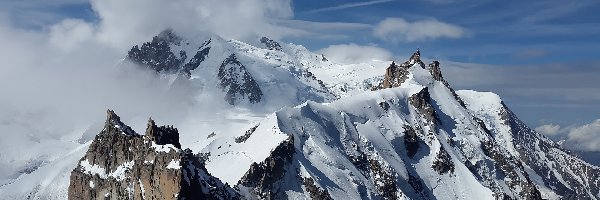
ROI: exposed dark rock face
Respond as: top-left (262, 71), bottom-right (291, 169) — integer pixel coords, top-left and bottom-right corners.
top-left (237, 136), bottom-right (295, 199)
top-left (127, 30), bottom-right (185, 73)
top-left (127, 29), bottom-right (210, 76)
top-left (301, 177), bottom-right (333, 200)
top-left (375, 61), bottom-right (410, 90)
top-left (409, 87), bottom-right (437, 125)
top-left (406, 50), bottom-right (426, 69)
top-left (260, 37), bottom-right (283, 51)
top-left (181, 39), bottom-right (211, 77)
top-left (68, 110), bottom-right (237, 200)
top-left (480, 140), bottom-right (542, 200)
top-left (218, 54), bottom-right (263, 105)
top-left (378, 101), bottom-right (390, 112)
top-left (369, 159), bottom-right (399, 199)
top-left (428, 61), bottom-right (443, 82)
top-left (348, 152), bottom-right (370, 175)
top-left (408, 174), bottom-right (427, 198)
top-left (145, 118), bottom-right (181, 149)
top-left (235, 124), bottom-right (259, 143)
top-left (432, 146), bottom-right (454, 174)
top-left (373, 50), bottom-right (428, 90)
top-left (403, 125), bottom-right (420, 158)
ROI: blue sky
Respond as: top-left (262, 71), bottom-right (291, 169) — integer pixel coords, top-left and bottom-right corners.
top-left (1, 0), bottom-right (599, 148)
top-left (291, 0), bottom-right (600, 64)
top-left (295, 0), bottom-right (600, 131)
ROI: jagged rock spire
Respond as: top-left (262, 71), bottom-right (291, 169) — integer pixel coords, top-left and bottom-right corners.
top-left (105, 109), bottom-right (120, 125)
top-left (70, 110), bottom-right (237, 199)
top-left (145, 117), bottom-right (182, 148)
top-left (103, 109), bottom-right (136, 136)
top-left (409, 49), bottom-right (422, 66)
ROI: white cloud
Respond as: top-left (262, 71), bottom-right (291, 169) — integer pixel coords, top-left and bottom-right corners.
top-left (317, 43), bottom-right (393, 64)
top-left (49, 19), bottom-right (96, 52)
top-left (0, 0), bottom-right (296, 181)
top-left (373, 17), bottom-right (466, 42)
top-left (535, 124), bottom-right (561, 136)
top-left (534, 120), bottom-right (600, 152)
top-left (91, 0), bottom-right (293, 50)
top-left (564, 119), bottom-right (600, 152)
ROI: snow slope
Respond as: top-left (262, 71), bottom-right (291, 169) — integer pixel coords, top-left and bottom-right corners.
top-left (458, 90), bottom-right (600, 199)
top-left (209, 57), bottom-right (555, 199)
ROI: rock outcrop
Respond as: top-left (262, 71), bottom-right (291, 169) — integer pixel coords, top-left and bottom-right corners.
top-left (127, 29), bottom-right (185, 73)
top-left (127, 29), bottom-right (210, 77)
top-left (376, 61), bottom-right (410, 89)
top-left (374, 50), bottom-right (424, 90)
top-left (68, 110), bottom-right (236, 200)
top-left (237, 136), bottom-right (295, 199)
top-left (218, 54), bottom-right (263, 105)
top-left (260, 37), bottom-right (283, 51)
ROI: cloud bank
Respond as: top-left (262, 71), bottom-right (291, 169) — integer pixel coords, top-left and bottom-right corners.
top-left (373, 17), bottom-right (466, 42)
top-left (535, 119), bottom-right (600, 152)
top-left (565, 119), bottom-right (600, 151)
top-left (535, 124), bottom-right (561, 136)
top-left (318, 43), bottom-right (393, 64)
top-left (0, 0), bottom-right (294, 183)
top-left (91, 0), bottom-right (293, 50)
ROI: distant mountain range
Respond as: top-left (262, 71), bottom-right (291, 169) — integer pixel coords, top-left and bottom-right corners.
top-left (1, 30), bottom-right (598, 200)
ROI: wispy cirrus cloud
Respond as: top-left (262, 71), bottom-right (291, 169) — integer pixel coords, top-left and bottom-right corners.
top-left (520, 0), bottom-right (598, 24)
top-left (304, 0), bottom-right (395, 14)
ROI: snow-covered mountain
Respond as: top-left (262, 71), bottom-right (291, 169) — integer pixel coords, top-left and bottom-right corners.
top-left (1, 30), bottom-right (598, 199)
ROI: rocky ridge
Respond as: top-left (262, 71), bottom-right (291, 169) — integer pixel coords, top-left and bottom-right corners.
top-left (68, 110), bottom-right (236, 200)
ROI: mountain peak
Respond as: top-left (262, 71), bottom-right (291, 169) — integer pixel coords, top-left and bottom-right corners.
top-left (259, 36), bottom-right (282, 51)
top-left (409, 49), bottom-right (421, 64)
top-left (105, 109), bottom-right (119, 123)
top-left (156, 29), bottom-right (183, 45)
top-left (103, 109), bottom-right (136, 136)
